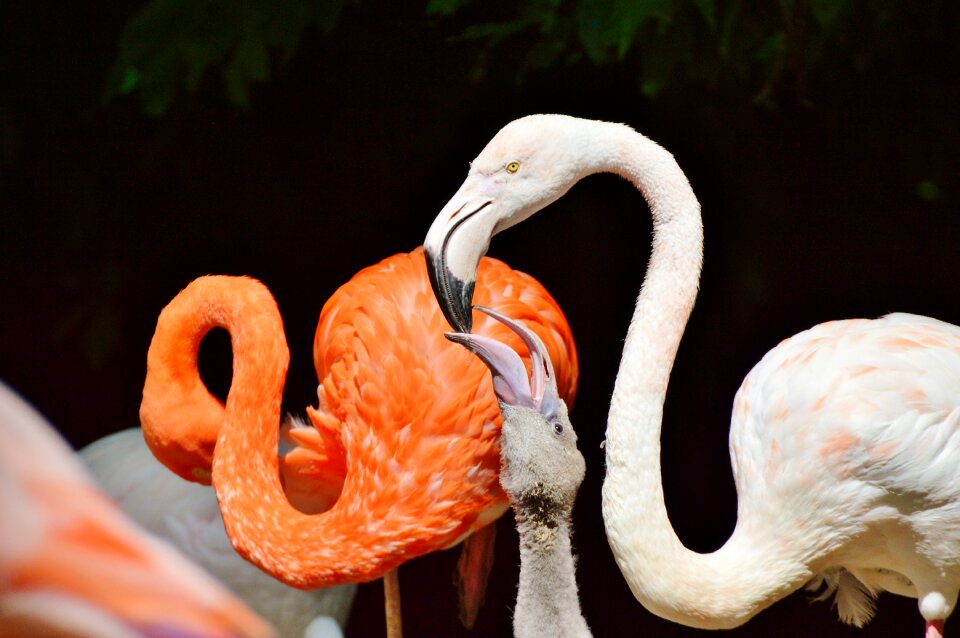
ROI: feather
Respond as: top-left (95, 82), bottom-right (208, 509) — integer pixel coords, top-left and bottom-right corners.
top-left (807, 568), bottom-right (878, 627)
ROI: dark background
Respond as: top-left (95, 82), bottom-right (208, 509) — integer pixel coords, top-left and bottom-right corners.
top-left (2, 2), bottom-right (959, 636)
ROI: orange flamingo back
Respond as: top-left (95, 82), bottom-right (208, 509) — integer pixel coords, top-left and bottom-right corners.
top-left (298, 249), bottom-right (578, 550)
top-left (140, 249), bottom-right (577, 589)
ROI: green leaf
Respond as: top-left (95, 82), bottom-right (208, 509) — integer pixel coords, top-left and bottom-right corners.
top-left (522, 36), bottom-right (568, 72)
top-left (224, 35), bottom-right (271, 108)
top-left (811, 0), bottom-right (850, 29)
top-left (119, 67), bottom-right (140, 94)
top-left (641, 78), bottom-right (662, 97)
top-left (755, 30), bottom-right (785, 64)
top-left (917, 180), bottom-right (940, 202)
top-left (108, 0), bottom-right (340, 115)
top-left (426, 0), bottom-right (472, 16)
top-left (693, 0), bottom-right (716, 30)
top-left (577, 0), bottom-right (676, 62)
top-left (717, 0), bottom-right (744, 58)
top-left (455, 18), bottom-right (532, 44)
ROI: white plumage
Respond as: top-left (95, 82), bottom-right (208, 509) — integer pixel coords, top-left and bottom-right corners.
top-left (81, 428), bottom-right (356, 638)
top-left (423, 113), bottom-right (960, 636)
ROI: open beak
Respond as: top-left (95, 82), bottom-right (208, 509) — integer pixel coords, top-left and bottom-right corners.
top-left (424, 177), bottom-right (498, 333)
top-left (445, 306), bottom-right (560, 419)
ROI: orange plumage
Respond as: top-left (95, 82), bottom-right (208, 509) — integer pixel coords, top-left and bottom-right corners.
top-left (0, 381), bottom-right (275, 638)
top-left (140, 249), bottom-right (577, 591)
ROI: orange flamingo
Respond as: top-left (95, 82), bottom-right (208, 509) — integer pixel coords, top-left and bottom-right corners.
top-left (139, 248), bottom-right (577, 630)
top-left (0, 380), bottom-right (275, 638)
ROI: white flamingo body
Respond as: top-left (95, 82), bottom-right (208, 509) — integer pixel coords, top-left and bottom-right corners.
top-left (682, 312), bottom-right (960, 625)
top-left (81, 428), bottom-right (356, 638)
top-left (422, 114), bottom-right (960, 636)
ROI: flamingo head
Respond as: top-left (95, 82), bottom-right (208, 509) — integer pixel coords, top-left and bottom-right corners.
top-left (446, 305), bottom-right (585, 509)
top-left (424, 114), bottom-right (596, 332)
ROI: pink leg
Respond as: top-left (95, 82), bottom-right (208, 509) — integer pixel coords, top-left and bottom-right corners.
top-left (926, 619), bottom-right (945, 638)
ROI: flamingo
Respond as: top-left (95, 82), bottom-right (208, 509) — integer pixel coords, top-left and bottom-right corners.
top-left (423, 114), bottom-right (960, 637)
top-left (0, 380), bottom-right (275, 638)
top-left (138, 249), bottom-right (577, 633)
top-left (447, 306), bottom-right (592, 638)
top-left (80, 428), bottom-right (356, 638)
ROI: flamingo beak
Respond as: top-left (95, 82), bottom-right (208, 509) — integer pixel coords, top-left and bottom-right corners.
top-left (424, 177), bottom-right (498, 333)
top-left (424, 242), bottom-right (476, 335)
top-left (445, 306), bottom-right (561, 419)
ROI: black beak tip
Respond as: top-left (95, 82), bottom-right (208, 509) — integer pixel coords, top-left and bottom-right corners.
top-left (424, 249), bottom-right (474, 333)
top-left (451, 277), bottom-right (474, 333)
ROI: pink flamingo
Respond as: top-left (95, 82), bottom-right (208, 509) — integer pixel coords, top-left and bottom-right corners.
top-left (0, 381), bottom-right (275, 638)
top-left (424, 114), bottom-right (960, 637)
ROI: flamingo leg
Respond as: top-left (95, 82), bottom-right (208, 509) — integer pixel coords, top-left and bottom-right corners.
top-left (384, 568), bottom-right (403, 638)
top-left (927, 619), bottom-right (945, 638)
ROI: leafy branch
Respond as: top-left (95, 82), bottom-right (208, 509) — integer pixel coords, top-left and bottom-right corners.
top-left (107, 0), bottom-right (346, 115)
top-left (106, 0), bottom-right (946, 114)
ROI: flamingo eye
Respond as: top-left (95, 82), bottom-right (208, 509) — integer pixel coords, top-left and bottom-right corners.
top-left (505, 161), bottom-right (520, 174)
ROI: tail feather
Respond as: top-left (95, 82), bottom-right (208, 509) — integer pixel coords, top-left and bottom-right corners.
top-left (279, 413), bottom-right (346, 514)
top-left (807, 567), bottom-right (878, 627)
top-left (456, 523), bottom-right (497, 629)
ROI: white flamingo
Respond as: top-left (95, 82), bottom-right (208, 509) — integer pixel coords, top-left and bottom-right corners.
top-left (423, 114), bottom-right (960, 638)
top-left (81, 428), bottom-right (356, 638)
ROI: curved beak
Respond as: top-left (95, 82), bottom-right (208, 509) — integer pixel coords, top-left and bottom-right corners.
top-left (424, 176), bottom-right (498, 333)
top-left (445, 306), bottom-right (561, 419)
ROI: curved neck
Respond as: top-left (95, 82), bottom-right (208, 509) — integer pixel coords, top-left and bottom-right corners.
top-left (513, 508), bottom-right (591, 638)
top-left (141, 286), bottom-right (232, 484)
top-left (143, 277), bottom-right (410, 589)
top-left (576, 123), bottom-right (809, 628)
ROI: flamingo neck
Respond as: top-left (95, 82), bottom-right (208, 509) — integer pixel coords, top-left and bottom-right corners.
top-left (205, 280), bottom-right (391, 587)
top-left (513, 508), bottom-right (591, 637)
top-left (144, 277), bottom-right (405, 589)
top-left (576, 124), bottom-right (808, 628)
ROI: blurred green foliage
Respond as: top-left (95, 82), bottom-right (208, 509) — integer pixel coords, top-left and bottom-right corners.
top-left (5, 0), bottom-right (956, 487)
top-left (433, 0), bottom-right (946, 104)
top-left (107, 0), bottom-right (348, 115)
top-left (107, 0), bottom-right (948, 114)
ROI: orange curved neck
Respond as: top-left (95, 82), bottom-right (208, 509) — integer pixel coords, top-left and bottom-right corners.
top-left (141, 275), bottom-right (423, 588)
top-left (140, 278), bottom-right (279, 484)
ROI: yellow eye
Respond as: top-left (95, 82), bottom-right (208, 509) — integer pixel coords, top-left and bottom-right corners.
top-left (505, 161), bottom-right (520, 174)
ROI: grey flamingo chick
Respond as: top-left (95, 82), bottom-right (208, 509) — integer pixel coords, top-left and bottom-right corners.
top-left (447, 306), bottom-right (591, 638)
